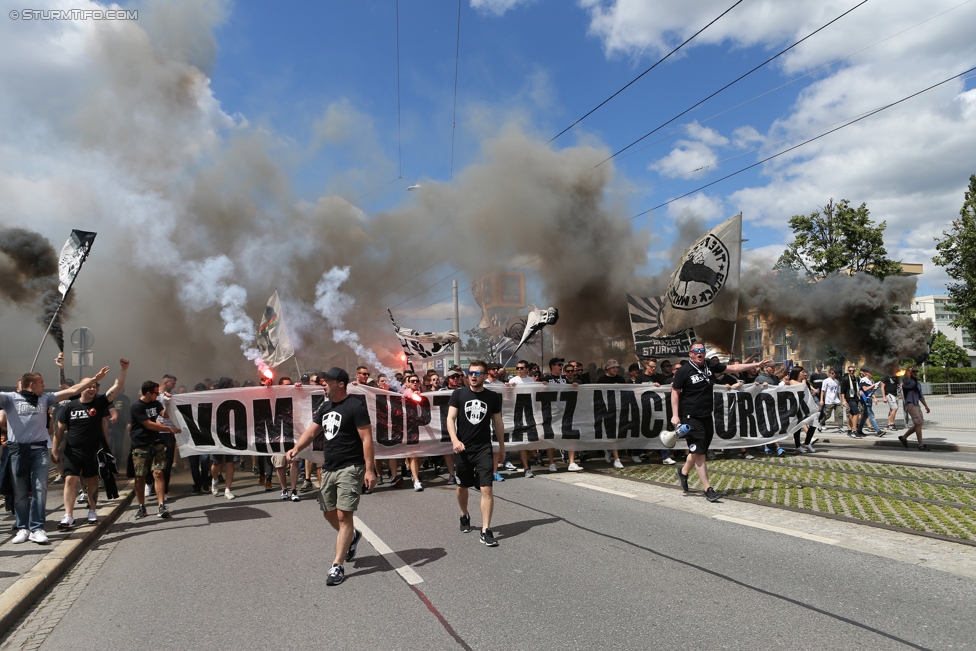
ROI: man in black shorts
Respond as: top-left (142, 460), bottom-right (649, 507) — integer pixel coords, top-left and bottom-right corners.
top-left (288, 367), bottom-right (376, 586)
top-left (447, 360), bottom-right (505, 547)
top-left (52, 359), bottom-right (128, 529)
top-left (671, 345), bottom-right (769, 502)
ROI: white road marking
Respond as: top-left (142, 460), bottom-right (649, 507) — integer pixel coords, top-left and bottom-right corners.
top-left (712, 515), bottom-right (839, 545)
top-left (354, 516), bottom-right (424, 585)
top-left (575, 482), bottom-right (638, 499)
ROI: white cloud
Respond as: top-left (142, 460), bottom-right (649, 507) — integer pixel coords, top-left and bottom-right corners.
top-left (650, 122), bottom-right (728, 179)
top-left (665, 193), bottom-right (724, 222)
top-left (400, 301), bottom-right (480, 320)
top-left (581, 0), bottom-right (976, 291)
top-left (470, 0), bottom-right (537, 17)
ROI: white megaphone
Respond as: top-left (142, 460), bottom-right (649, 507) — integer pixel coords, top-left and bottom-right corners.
top-left (660, 429), bottom-right (678, 449)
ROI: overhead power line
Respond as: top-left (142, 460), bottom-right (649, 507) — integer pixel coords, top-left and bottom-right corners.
top-left (628, 65), bottom-right (976, 221)
top-left (548, 0), bottom-right (745, 145)
top-left (614, 0), bottom-right (974, 165)
top-left (598, 0), bottom-right (870, 166)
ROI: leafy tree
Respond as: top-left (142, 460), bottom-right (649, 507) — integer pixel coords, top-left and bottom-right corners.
top-left (927, 331), bottom-right (970, 369)
top-left (933, 174), bottom-right (976, 338)
top-left (463, 327), bottom-right (494, 361)
top-left (776, 199), bottom-right (902, 280)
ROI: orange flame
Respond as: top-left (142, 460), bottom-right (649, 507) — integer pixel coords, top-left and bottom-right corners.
top-left (262, 368), bottom-right (273, 379)
top-left (896, 370), bottom-right (906, 377)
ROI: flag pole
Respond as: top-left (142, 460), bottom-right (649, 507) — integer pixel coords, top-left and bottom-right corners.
top-left (729, 213), bottom-right (743, 360)
top-left (29, 297), bottom-right (66, 373)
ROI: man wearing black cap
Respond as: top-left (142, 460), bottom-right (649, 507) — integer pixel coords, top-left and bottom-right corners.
top-left (671, 346), bottom-right (770, 502)
top-left (287, 367), bottom-right (376, 586)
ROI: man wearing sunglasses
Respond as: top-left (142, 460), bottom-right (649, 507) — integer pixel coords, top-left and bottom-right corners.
top-left (447, 360), bottom-right (505, 547)
top-left (671, 346), bottom-right (770, 502)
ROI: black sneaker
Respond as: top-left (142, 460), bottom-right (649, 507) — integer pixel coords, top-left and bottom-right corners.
top-left (676, 467), bottom-right (689, 493)
top-left (390, 475), bottom-right (403, 488)
top-left (326, 563), bottom-right (345, 586)
top-left (158, 504), bottom-right (171, 519)
top-left (134, 505), bottom-right (148, 519)
top-left (299, 479), bottom-right (313, 493)
top-left (460, 514), bottom-right (472, 533)
top-left (847, 430), bottom-right (857, 438)
top-left (898, 435), bottom-right (909, 448)
top-left (918, 444), bottom-right (930, 451)
top-left (705, 487), bottom-right (721, 502)
top-left (480, 529), bottom-right (498, 547)
top-left (290, 490), bottom-right (300, 502)
top-left (345, 529), bottom-right (362, 562)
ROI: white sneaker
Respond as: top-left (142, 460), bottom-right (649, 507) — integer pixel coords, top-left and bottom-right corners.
top-left (744, 453), bottom-right (755, 460)
top-left (613, 459), bottom-right (624, 469)
top-left (77, 490), bottom-right (88, 504)
top-left (224, 488), bottom-right (236, 500)
top-left (413, 481), bottom-right (423, 492)
top-left (58, 514), bottom-right (76, 531)
top-left (806, 444), bottom-right (816, 453)
top-left (87, 509), bottom-right (98, 524)
top-left (604, 451), bottom-right (612, 463)
top-left (797, 446), bottom-right (808, 454)
top-left (29, 529), bottom-right (50, 545)
top-left (567, 463), bottom-right (582, 472)
top-left (631, 455), bottom-right (642, 464)
top-left (211, 479), bottom-right (219, 497)
top-left (504, 461), bottom-right (517, 471)
top-left (662, 457), bottom-right (676, 465)
top-left (12, 528), bottom-right (30, 544)
top-left (548, 463), bottom-right (558, 473)
top-left (524, 469), bottom-right (534, 478)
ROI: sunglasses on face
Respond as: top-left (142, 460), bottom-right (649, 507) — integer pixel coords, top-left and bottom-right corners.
top-left (467, 371), bottom-right (484, 377)
top-left (516, 366), bottom-right (527, 370)
top-left (408, 379), bottom-right (420, 384)
top-left (691, 349), bottom-right (706, 354)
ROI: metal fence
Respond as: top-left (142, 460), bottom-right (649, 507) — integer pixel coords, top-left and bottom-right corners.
top-left (820, 384), bottom-right (976, 430)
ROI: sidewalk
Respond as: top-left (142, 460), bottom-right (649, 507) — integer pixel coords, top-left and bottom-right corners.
top-left (0, 475), bottom-right (133, 635)
top-left (809, 423), bottom-right (976, 454)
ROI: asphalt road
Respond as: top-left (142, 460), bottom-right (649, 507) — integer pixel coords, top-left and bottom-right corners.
top-left (16, 467), bottom-right (976, 651)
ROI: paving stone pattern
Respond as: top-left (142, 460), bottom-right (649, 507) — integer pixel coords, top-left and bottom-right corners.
top-left (618, 456), bottom-right (976, 541)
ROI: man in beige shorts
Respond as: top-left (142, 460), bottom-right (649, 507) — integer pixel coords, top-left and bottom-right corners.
top-left (272, 453), bottom-right (301, 502)
top-left (287, 368), bottom-right (376, 586)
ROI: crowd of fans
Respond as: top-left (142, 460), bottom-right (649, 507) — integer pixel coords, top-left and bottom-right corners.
top-left (1, 350), bottom-right (925, 545)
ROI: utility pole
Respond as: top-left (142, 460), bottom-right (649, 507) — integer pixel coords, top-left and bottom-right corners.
top-left (453, 279), bottom-right (461, 368)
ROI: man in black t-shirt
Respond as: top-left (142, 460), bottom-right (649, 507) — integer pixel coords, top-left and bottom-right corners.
top-left (447, 360), bottom-right (505, 547)
top-left (52, 359), bottom-right (128, 530)
top-left (671, 345), bottom-right (769, 502)
top-left (288, 367), bottom-right (375, 587)
top-left (880, 372), bottom-right (901, 431)
top-left (130, 381), bottom-right (181, 520)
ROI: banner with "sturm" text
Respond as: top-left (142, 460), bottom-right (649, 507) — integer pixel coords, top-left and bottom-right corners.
top-left (168, 383), bottom-right (818, 464)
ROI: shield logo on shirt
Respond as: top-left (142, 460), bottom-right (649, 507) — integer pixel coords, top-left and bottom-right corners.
top-left (465, 399), bottom-right (488, 424)
top-left (323, 412), bottom-right (342, 440)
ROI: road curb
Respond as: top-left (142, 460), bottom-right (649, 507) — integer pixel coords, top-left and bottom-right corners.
top-left (0, 488), bottom-right (134, 637)
top-left (814, 437), bottom-right (976, 453)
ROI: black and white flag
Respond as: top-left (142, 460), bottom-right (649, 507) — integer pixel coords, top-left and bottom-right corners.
top-left (256, 291), bottom-right (295, 368)
top-left (626, 294), bottom-right (696, 358)
top-left (660, 214), bottom-right (741, 334)
top-left (57, 230), bottom-right (97, 297)
top-left (388, 308), bottom-right (460, 360)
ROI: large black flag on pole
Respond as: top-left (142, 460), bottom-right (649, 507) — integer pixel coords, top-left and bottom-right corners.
top-left (626, 294), bottom-right (697, 359)
top-left (30, 230), bottom-right (97, 371)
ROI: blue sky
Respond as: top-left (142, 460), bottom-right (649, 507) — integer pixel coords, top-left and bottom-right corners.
top-left (204, 0), bottom-right (975, 294)
top-left (2, 0), bottom-right (976, 376)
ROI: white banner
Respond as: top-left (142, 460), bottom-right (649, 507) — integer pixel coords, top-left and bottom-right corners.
top-left (169, 382), bottom-right (818, 463)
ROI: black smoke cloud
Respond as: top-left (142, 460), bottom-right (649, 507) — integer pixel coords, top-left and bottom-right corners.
top-left (0, 227), bottom-right (72, 351)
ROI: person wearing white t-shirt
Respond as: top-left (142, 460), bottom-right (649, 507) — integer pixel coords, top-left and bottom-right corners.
top-left (819, 369), bottom-right (843, 431)
top-left (508, 360), bottom-right (538, 478)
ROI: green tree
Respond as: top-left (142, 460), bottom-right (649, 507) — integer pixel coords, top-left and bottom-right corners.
top-left (927, 331), bottom-right (970, 369)
top-left (776, 199), bottom-right (902, 279)
top-left (933, 174), bottom-right (976, 338)
top-left (463, 327), bottom-right (494, 361)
